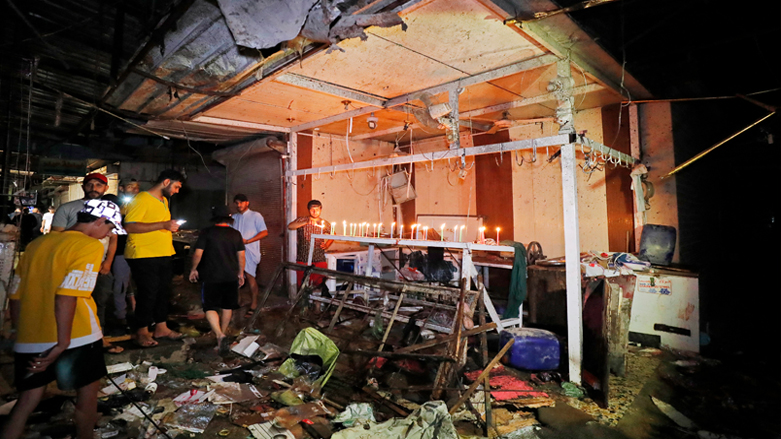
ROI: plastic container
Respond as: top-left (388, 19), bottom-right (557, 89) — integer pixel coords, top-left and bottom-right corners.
top-left (499, 327), bottom-right (560, 371)
top-left (638, 224), bottom-right (676, 265)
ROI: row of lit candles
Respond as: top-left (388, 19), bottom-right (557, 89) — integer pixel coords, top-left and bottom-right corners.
top-left (315, 220), bottom-right (501, 244)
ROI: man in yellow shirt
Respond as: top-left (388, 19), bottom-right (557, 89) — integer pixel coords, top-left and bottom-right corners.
top-left (2, 199), bottom-right (125, 439)
top-left (123, 169), bottom-right (185, 347)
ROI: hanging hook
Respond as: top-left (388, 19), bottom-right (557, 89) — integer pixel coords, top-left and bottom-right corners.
top-left (531, 139), bottom-right (537, 163)
top-left (330, 166), bottom-right (336, 178)
top-left (495, 145), bottom-right (504, 166)
top-left (514, 150), bottom-right (525, 167)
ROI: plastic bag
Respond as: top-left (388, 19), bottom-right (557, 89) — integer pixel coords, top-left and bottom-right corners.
top-left (164, 403), bottom-right (217, 434)
top-left (278, 328), bottom-right (339, 388)
top-left (333, 403), bottom-right (376, 427)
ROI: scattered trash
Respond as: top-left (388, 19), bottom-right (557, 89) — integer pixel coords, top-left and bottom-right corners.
top-left (333, 403), bottom-right (375, 427)
top-left (331, 401), bottom-right (457, 439)
top-left (561, 382), bottom-right (585, 398)
top-left (173, 389), bottom-right (213, 407)
top-left (278, 328), bottom-right (340, 388)
top-left (233, 335), bottom-right (262, 357)
top-left (248, 421), bottom-right (296, 439)
top-left (208, 382), bottom-right (266, 404)
top-left (164, 403), bottom-right (218, 434)
top-left (651, 396), bottom-right (697, 430)
top-left (105, 362), bottom-right (134, 374)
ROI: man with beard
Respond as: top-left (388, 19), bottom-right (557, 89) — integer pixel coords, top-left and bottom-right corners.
top-left (51, 173), bottom-right (122, 354)
top-left (123, 170), bottom-right (185, 347)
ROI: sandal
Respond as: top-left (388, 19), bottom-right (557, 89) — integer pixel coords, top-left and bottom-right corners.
top-left (133, 338), bottom-right (158, 348)
top-left (154, 331), bottom-right (185, 341)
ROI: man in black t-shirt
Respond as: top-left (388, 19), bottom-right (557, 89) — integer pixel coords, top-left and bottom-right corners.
top-left (189, 205), bottom-right (245, 354)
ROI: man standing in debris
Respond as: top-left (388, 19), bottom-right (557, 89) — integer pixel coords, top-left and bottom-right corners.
top-left (189, 205), bottom-right (245, 355)
top-left (287, 199), bottom-right (333, 288)
top-left (231, 193), bottom-right (268, 317)
top-left (51, 173), bottom-right (122, 354)
top-left (123, 169), bottom-right (185, 347)
top-left (2, 199), bottom-right (125, 439)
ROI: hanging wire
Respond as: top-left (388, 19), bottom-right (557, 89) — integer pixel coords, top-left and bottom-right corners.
top-left (180, 121), bottom-right (211, 173)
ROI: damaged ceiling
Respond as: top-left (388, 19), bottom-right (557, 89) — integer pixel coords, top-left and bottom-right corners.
top-left (1, 0), bottom-right (778, 156)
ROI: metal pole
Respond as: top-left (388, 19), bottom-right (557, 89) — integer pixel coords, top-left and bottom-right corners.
top-left (561, 143), bottom-right (583, 384)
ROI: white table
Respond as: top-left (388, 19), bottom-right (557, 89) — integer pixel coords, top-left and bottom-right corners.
top-left (307, 233), bottom-right (522, 332)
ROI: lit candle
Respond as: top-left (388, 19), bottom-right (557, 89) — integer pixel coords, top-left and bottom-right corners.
top-left (479, 226), bottom-right (486, 244)
top-left (410, 224), bottom-right (416, 240)
top-left (423, 226), bottom-right (429, 240)
top-left (459, 225), bottom-right (465, 242)
top-left (417, 224), bottom-right (422, 239)
top-left (399, 224), bottom-right (404, 239)
top-left (362, 222), bottom-right (367, 237)
top-left (377, 223), bottom-right (382, 238)
top-left (391, 222), bottom-right (395, 239)
top-left (440, 223), bottom-right (445, 241)
top-left (496, 227), bottom-right (500, 244)
top-left (343, 221), bottom-right (347, 236)
top-left (319, 220), bottom-right (326, 235)
top-left (351, 223), bottom-right (355, 236)
top-left (373, 223), bottom-right (377, 238)
top-left (453, 226), bottom-right (458, 242)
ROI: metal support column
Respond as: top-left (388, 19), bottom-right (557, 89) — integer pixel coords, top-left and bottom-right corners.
top-left (286, 132), bottom-right (298, 299)
top-left (561, 142), bottom-right (583, 384)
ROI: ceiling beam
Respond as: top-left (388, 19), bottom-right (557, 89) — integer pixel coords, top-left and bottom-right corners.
top-left (351, 125), bottom-right (413, 140)
top-left (192, 116), bottom-right (291, 133)
top-left (292, 105), bottom-right (382, 133)
top-left (290, 54), bottom-right (558, 132)
top-left (461, 83), bottom-right (604, 118)
top-left (383, 54), bottom-right (559, 108)
top-left (287, 134), bottom-right (573, 176)
top-left (276, 73), bottom-right (388, 107)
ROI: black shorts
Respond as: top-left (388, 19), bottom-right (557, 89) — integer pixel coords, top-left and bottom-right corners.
top-left (201, 281), bottom-right (240, 312)
top-left (14, 339), bottom-right (107, 391)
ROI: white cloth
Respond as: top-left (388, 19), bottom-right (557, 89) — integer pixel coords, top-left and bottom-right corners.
top-left (42, 212), bottom-right (54, 234)
top-left (232, 209), bottom-right (267, 277)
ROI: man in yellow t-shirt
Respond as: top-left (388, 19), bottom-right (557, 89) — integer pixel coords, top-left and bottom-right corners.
top-left (123, 169), bottom-right (185, 347)
top-left (2, 199), bottom-right (125, 439)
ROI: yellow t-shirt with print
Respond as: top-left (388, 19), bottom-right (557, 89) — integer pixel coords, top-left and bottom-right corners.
top-left (11, 231), bottom-right (104, 353)
top-left (123, 191), bottom-right (175, 259)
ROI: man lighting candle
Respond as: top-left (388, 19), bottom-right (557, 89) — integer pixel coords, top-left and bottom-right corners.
top-left (287, 200), bottom-right (333, 288)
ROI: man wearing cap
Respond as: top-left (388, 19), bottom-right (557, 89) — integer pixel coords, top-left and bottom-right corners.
top-left (2, 200), bottom-right (125, 439)
top-left (287, 199), bottom-right (333, 289)
top-left (123, 169), bottom-right (185, 347)
top-left (51, 173), bottom-right (122, 354)
top-left (189, 205), bottom-right (245, 355)
top-left (231, 194), bottom-right (268, 317)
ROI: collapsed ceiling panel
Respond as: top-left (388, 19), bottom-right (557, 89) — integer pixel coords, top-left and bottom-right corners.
top-left (291, 0), bottom-right (545, 98)
top-left (216, 0), bottom-right (319, 49)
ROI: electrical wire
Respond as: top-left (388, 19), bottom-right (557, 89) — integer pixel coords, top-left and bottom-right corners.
top-left (106, 374), bottom-right (174, 439)
top-left (180, 121), bottom-right (212, 174)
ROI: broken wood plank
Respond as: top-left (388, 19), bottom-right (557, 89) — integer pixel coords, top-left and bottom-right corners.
top-left (448, 338), bottom-right (515, 415)
top-left (362, 386), bottom-right (411, 417)
top-left (326, 282), bottom-right (355, 333)
top-left (343, 350), bottom-right (455, 362)
top-left (395, 322), bottom-right (497, 354)
top-left (378, 292), bottom-right (405, 352)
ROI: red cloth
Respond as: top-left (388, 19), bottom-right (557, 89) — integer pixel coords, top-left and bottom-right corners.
top-left (464, 365), bottom-right (548, 401)
top-left (296, 261), bottom-right (327, 287)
